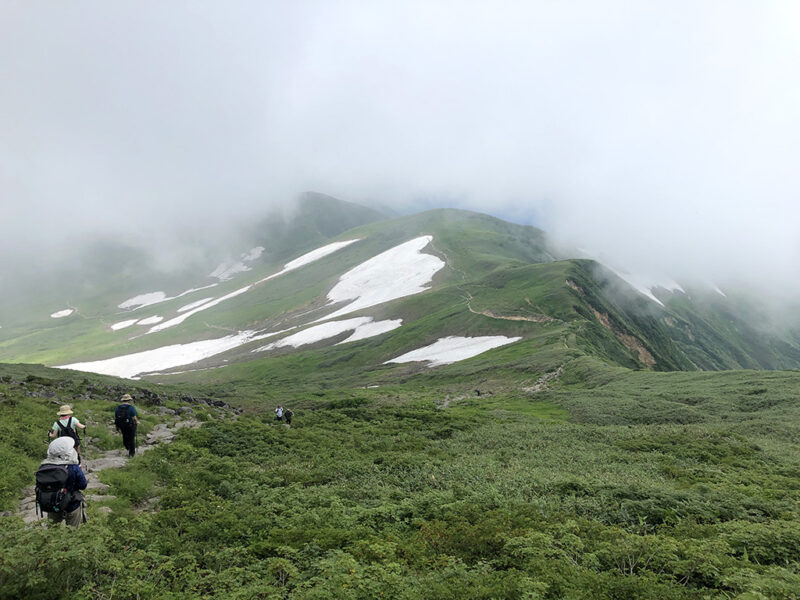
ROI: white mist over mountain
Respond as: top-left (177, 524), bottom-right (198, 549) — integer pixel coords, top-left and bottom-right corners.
top-left (1, 1), bottom-right (798, 296)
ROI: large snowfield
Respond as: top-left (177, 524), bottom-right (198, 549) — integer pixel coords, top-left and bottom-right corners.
top-left (57, 331), bottom-right (263, 379)
top-left (387, 336), bottom-right (521, 367)
top-left (318, 236), bottom-right (444, 321)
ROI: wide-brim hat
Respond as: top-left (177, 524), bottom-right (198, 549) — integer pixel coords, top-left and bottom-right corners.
top-left (57, 404), bottom-right (73, 415)
top-left (120, 394), bottom-right (133, 402)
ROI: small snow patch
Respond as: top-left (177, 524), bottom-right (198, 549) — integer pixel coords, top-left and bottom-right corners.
top-left (241, 247), bottom-right (264, 262)
top-left (255, 317), bottom-right (400, 352)
top-left (386, 335), bottom-right (521, 367)
top-left (136, 316), bottom-right (163, 325)
top-left (50, 309), bottom-right (74, 319)
top-left (176, 284), bottom-right (218, 297)
top-left (118, 292), bottom-right (167, 310)
top-left (111, 319), bottom-right (137, 331)
top-left (148, 285), bottom-right (251, 333)
top-left (257, 239), bottom-right (360, 284)
top-left (209, 261), bottom-right (250, 281)
top-left (338, 319), bottom-right (402, 344)
top-left (178, 297), bottom-right (214, 312)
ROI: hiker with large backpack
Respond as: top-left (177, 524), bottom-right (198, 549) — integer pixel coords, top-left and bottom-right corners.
top-left (49, 405), bottom-right (86, 460)
top-left (35, 437), bottom-right (87, 526)
top-left (115, 394), bottom-right (139, 457)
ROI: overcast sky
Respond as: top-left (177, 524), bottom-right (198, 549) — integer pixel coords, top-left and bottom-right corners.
top-left (1, 1), bottom-right (798, 293)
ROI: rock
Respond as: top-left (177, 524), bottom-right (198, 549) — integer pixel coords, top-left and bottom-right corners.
top-left (175, 406), bottom-right (193, 416)
top-left (86, 494), bottom-right (117, 502)
top-left (83, 456), bottom-right (127, 472)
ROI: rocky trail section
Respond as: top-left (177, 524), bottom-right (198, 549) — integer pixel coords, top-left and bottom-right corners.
top-left (522, 365), bottom-right (565, 394)
top-left (17, 417), bottom-right (202, 523)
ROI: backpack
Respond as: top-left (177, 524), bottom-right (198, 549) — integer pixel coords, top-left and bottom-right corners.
top-left (284, 409), bottom-right (294, 419)
top-left (115, 404), bottom-right (133, 429)
top-left (56, 417), bottom-right (80, 446)
top-left (35, 464), bottom-right (74, 515)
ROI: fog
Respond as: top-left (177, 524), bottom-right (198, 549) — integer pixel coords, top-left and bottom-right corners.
top-left (1, 1), bottom-right (798, 295)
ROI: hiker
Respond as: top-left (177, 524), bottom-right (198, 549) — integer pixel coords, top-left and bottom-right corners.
top-left (49, 405), bottom-right (86, 460)
top-left (36, 437), bottom-right (87, 526)
top-left (284, 408), bottom-right (294, 425)
top-left (275, 405), bottom-right (283, 422)
top-left (115, 394), bottom-right (139, 457)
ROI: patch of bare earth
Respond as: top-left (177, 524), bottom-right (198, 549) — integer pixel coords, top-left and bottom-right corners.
top-left (591, 307), bottom-right (656, 367)
top-left (565, 279), bottom-right (584, 295)
top-left (465, 292), bottom-right (556, 323)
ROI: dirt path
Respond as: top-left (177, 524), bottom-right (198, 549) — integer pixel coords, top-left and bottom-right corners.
top-left (462, 290), bottom-right (557, 324)
top-left (17, 419), bottom-right (201, 523)
top-left (522, 365), bottom-right (564, 394)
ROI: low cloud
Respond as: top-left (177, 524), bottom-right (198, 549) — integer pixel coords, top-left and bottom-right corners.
top-left (1, 1), bottom-right (798, 296)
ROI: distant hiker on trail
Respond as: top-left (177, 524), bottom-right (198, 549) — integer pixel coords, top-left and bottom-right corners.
top-left (275, 405), bottom-right (284, 422)
top-left (115, 394), bottom-right (139, 457)
top-left (49, 405), bottom-right (86, 460)
top-left (36, 437), bottom-right (87, 526)
top-left (284, 408), bottom-right (294, 425)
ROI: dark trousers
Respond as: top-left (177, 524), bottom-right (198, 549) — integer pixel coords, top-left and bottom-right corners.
top-left (120, 424), bottom-right (137, 456)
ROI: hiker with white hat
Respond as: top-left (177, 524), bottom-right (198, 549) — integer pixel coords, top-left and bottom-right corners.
top-left (49, 404), bottom-right (86, 459)
top-left (36, 436), bottom-right (87, 527)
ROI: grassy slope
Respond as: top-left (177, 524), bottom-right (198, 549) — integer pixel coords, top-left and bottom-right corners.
top-left (1, 359), bottom-right (799, 599)
top-left (3, 203), bottom-right (800, 382)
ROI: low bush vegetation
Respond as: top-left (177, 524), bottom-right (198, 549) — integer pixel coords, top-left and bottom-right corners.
top-left (1, 362), bottom-right (799, 598)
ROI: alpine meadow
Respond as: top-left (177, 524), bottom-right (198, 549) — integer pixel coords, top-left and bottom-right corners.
top-left (1, 195), bottom-right (799, 599)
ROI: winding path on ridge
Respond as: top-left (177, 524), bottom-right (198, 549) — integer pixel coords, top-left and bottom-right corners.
top-left (428, 239), bottom-right (558, 325)
top-left (17, 418), bottom-right (202, 523)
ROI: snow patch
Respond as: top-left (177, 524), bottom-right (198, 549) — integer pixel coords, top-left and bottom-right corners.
top-left (255, 317), bottom-right (400, 352)
top-left (176, 284), bottom-right (218, 297)
top-left (386, 335), bottom-right (521, 367)
top-left (57, 330), bottom-right (268, 379)
top-left (257, 239), bottom-right (360, 284)
top-left (210, 261), bottom-right (250, 281)
top-left (136, 315), bottom-right (163, 325)
top-left (338, 319), bottom-right (403, 344)
top-left (317, 236), bottom-right (444, 322)
top-left (50, 309), bottom-right (74, 319)
top-left (148, 285), bottom-right (252, 333)
top-left (178, 297), bottom-right (214, 312)
top-left (241, 247), bottom-right (264, 262)
top-left (111, 319), bottom-right (137, 330)
top-left (118, 292), bottom-right (167, 310)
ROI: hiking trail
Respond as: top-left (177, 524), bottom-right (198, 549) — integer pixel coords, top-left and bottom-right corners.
top-left (16, 418), bottom-right (201, 523)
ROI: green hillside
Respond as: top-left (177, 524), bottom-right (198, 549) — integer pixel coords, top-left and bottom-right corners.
top-left (2, 359), bottom-right (799, 599)
top-left (1, 196), bottom-right (799, 382)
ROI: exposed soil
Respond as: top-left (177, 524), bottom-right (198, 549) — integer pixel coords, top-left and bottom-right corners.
top-left (591, 307), bottom-right (656, 367)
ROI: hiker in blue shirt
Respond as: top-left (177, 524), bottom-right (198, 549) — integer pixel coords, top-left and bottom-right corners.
top-left (115, 394), bottom-right (139, 457)
top-left (38, 437), bottom-right (87, 526)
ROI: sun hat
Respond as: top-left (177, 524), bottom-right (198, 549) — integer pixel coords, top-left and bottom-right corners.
top-left (121, 394), bottom-right (133, 402)
top-left (57, 405), bottom-right (73, 416)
